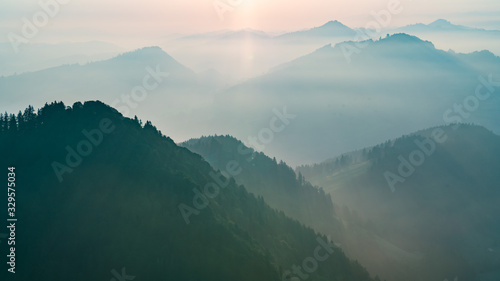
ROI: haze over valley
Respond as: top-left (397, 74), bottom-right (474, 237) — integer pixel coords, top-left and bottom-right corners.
top-left (1, 1), bottom-right (499, 280)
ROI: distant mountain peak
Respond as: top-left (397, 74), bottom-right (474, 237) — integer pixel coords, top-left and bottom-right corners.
top-left (428, 19), bottom-right (454, 28)
top-left (382, 33), bottom-right (432, 45)
top-left (277, 20), bottom-right (355, 39)
top-left (317, 20), bottom-right (351, 30)
top-left (107, 46), bottom-right (192, 73)
top-left (429, 19), bottom-right (452, 26)
top-left (375, 33), bottom-right (437, 51)
top-left (118, 46), bottom-right (169, 58)
top-left (386, 33), bottom-right (423, 40)
top-left (399, 19), bottom-right (479, 32)
top-left (109, 46), bottom-right (174, 63)
top-left (323, 20), bottom-right (344, 26)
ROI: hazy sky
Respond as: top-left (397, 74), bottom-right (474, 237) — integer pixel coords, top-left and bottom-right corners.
top-left (1, 0), bottom-right (499, 45)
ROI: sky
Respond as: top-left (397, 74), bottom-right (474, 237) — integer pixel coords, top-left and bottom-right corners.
top-left (1, 0), bottom-right (500, 46)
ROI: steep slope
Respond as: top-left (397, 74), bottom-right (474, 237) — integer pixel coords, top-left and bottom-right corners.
top-left (298, 124), bottom-right (500, 281)
top-left (180, 135), bottom-right (340, 236)
top-left (0, 101), bottom-right (376, 281)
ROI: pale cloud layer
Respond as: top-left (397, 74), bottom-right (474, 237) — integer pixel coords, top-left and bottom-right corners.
top-left (1, 0), bottom-right (499, 45)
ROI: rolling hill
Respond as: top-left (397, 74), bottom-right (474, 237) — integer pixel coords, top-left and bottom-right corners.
top-left (298, 124), bottom-right (500, 281)
top-left (208, 33), bottom-right (500, 165)
top-left (181, 135), bottom-right (340, 237)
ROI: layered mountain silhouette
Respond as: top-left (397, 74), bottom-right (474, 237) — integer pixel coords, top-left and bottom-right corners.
top-left (2, 33), bottom-right (499, 167)
top-left (277, 20), bottom-right (357, 41)
top-left (179, 135), bottom-right (426, 281)
top-left (164, 20), bottom-right (359, 80)
top-left (0, 41), bottom-right (122, 76)
top-left (392, 19), bottom-right (500, 55)
top-left (210, 33), bottom-right (500, 165)
top-left (0, 101), bottom-right (377, 281)
top-left (4, 19), bottom-right (498, 78)
top-left (397, 19), bottom-right (500, 34)
top-left (298, 124), bottom-right (500, 281)
top-left (0, 46), bottom-right (215, 114)
top-left (181, 135), bottom-right (341, 237)
top-left (2, 16), bottom-right (500, 281)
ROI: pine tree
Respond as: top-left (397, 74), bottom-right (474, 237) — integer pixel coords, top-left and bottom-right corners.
top-left (24, 105), bottom-right (37, 129)
top-left (0, 113), bottom-right (4, 132)
top-left (17, 111), bottom-right (25, 131)
top-left (8, 114), bottom-right (17, 131)
top-left (2, 112), bottom-right (8, 131)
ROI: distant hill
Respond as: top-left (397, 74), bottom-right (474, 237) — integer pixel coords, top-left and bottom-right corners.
top-left (209, 33), bottom-right (500, 165)
top-left (163, 20), bottom-right (358, 81)
top-left (397, 19), bottom-right (499, 34)
top-left (276, 20), bottom-right (357, 41)
top-left (0, 46), bottom-right (224, 139)
top-left (0, 40), bottom-right (123, 76)
top-left (3, 33), bottom-right (500, 167)
top-left (181, 135), bottom-right (341, 236)
top-left (0, 101), bottom-right (377, 281)
top-left (298, 124), bottom-right (500, 281)
top-left (392, 19), bottom-right (500, 55)
top-left (0, 46), bottom-right (196, 103)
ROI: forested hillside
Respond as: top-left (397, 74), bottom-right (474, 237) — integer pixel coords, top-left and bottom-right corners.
top-left (0, 101), bottom-right (377, 281)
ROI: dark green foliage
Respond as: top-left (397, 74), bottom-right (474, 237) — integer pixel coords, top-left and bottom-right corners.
top-left (298, 124), bottom-right (500, 281)
top-left (181, 135), bottom-right (341, 237)
top-left (0, 101), bottom-right (375, 281)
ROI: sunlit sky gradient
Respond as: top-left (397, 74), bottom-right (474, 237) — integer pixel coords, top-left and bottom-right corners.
top-left (1, 0), bottom-right (499, 46)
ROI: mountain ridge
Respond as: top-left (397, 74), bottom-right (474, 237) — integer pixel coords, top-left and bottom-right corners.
top-left (297, 124), bottom-right (500, 281)
top-left (0, 100), bottom-right (378, 281)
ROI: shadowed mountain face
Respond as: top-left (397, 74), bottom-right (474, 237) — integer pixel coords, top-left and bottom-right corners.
top-left (298, 124), bottom-right (500, 281)
top-left (180, 135), bottom-right (340, 237)
top-left (179, 135), bottom-right (448, 281)
top-left (0, 101), bottom-right (376, 281)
